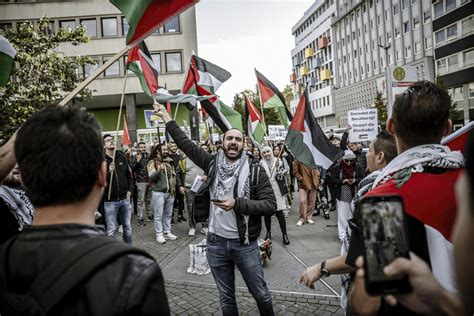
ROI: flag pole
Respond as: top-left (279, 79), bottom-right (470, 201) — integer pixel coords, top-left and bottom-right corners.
top-left (108, 73), bottom-right (128, 200)
top-left (59, 46), bottom-right (129, 107)
top-left (254, 68), bottom-right (269, 146)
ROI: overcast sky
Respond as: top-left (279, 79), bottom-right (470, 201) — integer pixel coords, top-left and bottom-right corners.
top-left (195, 0), bottom-right (314, 105)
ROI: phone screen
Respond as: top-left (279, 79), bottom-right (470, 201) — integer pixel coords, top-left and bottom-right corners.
top-left (359, 195), bottom-right (411, 295)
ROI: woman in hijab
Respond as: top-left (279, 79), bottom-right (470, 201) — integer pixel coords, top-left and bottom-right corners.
top-left (260, 146), bottom-right (290, 245)
top-left (252, 146), bottom-right (261, 161)
top-left (328, 150), bottom-right (365, 242)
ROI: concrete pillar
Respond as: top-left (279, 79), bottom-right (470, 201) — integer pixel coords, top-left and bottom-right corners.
top-left (125, 94), bottom-right (137, 144)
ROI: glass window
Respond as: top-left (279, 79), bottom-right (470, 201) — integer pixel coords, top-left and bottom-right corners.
top-left (164, 16), bottom-right (180, 33)
top-left (165, 52), bottom-right (182, 72)
top-left (405, 45), bottom-right (411, 57)
top-left (469, 82), bottom-right (474, 98)
top-left (434, 2), bottom-right (444, 18)
top-left (462, 16), bottom-right (473, 36)
top-left (446, 0), bottom-right (456, 13)
top-left (43, 21), bottom-right (55, 35)
top-left (103, 57), bottom-right (120, 77)
top-left (403, 21), bottom-right (410, 33)
top-left (121, 17), bottom-right (129, 36)
top-left (435, 30), bottom-right (446, 44)
top-left (151, 53), bottom-right (161, 73)
top-left (437, 59), bottom-right (447, 75)
top-left (0, 23), bottom-right (12, 34)
top-left (396, 50), bottom-right (401, 61)
top-left (101, 17), bottom-right (117, 37)
top-left (423, 10), bottom-right (431, 23)
top-left (413, 16), bottom-right (420, 29)
top-left (447, 24), bottom-right (457, 39)
top-left (453, 86), bottom-right (463, 101)
top-left (425, 37), bottom-right (432, 50)
top-left (395, 27), bottom-right (400, 38)
top-left (80, 19), bottom-right (97, 38)
top-left (83, 59), bottom-right (98, 78)
top-left (393, 4), bottom-right (399, 15)
top-left (415, 41), bottom-right (421, 54)
top-left (402, 0), bottom-right (409, 10)
top-left (59, 20), bottom-right (76, 30)
top-left (463, 49), bottom-right (474, 66)
top-left (448, 54), bottom-right (459, 72)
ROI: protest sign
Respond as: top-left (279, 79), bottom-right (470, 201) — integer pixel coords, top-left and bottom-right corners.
top-left (347, 109), bottom-right (378, 142)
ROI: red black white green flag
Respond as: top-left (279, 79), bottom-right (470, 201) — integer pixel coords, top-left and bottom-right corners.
top-left (122, 115), bottom-right (131, 146)
top-left (285, 88), bottom-right (343, 170)
top-left (255, 69), bottom-right (293, 128)
top-left (110, 0), bottom-right (198, 46)
top-left (244, 95), bottom-right (266, 147)
top-left (126, 41), bottom-right (158, 97)
top-left (182, 55), bottom-right (231, 95)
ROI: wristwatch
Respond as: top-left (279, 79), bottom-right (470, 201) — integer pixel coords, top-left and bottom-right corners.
top-left (320, 260), bottom-right (331, 277)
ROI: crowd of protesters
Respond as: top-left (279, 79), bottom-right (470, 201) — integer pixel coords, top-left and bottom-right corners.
top-left (0, 81), bottom-right (473, 315)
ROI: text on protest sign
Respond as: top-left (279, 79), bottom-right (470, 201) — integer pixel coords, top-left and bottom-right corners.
top-left (347, 109), bottom-right (378, 142)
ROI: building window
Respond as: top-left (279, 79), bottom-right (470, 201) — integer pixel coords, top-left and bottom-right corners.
top-left (83, 59), bottom-right (98, 78)
top-left (59, 20), bottom-right (76, 30)
top-left (463, 49), bottom-right (473, 67)
top-left (103, 57), bottom-right (120, 77)
top-left (395, 27), bottom-right (400, 38)
top-left (403, 21), bottom-right (410, 33)
top-left (446, 24), bottom-right (457, 40)
top-left (164, 16), bottom-right (180, 33)
top-left (80, 19), bottom-right (97, 38)
top-left (437, 59), bottom-right (447, 75)
top-left (425, 37), bottom-right (432, 50)
top-left (413, 16), bottom-right (420, 29)
top-left (0, 23), bottom-right (12, 35)
top-left (435, 29), bottom-right (446, 44)
top-left (446, 0), bottom-right (456, 13)
top-left (423, 10), bottom-right (431, 24)
top-left (121, 17), bottom-right (129, 36)
top-left (434, 1), bottom-right (444, 19)
top-left (448, 54), bottom-right (459, 72)
top-left (165, 52), bottom-right (182, 72)
top-left (415, 41), bottom-right (421, 54)
top-left (453, 86), bottom-right (463, 101)
top-left (469, 82), bottom-right (474, 98)
top-left (42, 21), bottom-right (55, 35)
top-left (393, 4), bottom-right (399, 15)
top-left (377, 15), bottom-right (381, 25)
top-left (150, 53), bottom-right (161, 73)
top-left (385, 10), bottom-right (389, 20)
top-left (462, 16), bottom-right (473, 36)
top-left (402, 0), bottom-right (409, 10)
top-left (101, 17), bottom-right (117, 37)
top-left (396, 49), bottom-right (401, 61)
top-left (405, 45), bottom-right (411, 57)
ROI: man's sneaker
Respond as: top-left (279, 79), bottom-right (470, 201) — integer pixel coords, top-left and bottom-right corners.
top-left (178, 215), bottom-right (187, 223)
top-left (200, 227), bottom-right (208, 235)
top-left (296, 220), bottom-right (304, 226)
top-left (137, 218), bottom-right (146, 227)
top-left (156, 234), bottom-right (166, 244)
top-left (164, 232), bottom-right (178, 240)
top-left (306, 219), bottom-right (315, 224)
top-left (188, 228), bottom-right (196, 236)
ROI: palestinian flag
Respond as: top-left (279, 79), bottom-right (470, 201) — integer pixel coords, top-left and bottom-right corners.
top-left (255, 69), bottom-right (293, 127)
top-left (196, 85), bottom-right (242, 132)
top-left (126, 42), bottom-right (158, 97)
top-left (154, 87), bottom-right (212, 111)
top-left (244, 95), bottom-right (265, 147)
top-left (110, 0), bottom-right (198, 46)
top-left (285, 88), bottom-right (343, 170)
top-left (0, 35), bottom-right (16, 87)
top-left (122, 115), bottom-right (131, 146)
top-left (182, 55), bottom-right (231, 95)
top-left (441, 121), bottom-right (474, 154)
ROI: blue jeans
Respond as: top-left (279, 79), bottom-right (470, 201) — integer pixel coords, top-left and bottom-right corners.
top-left (151, 191), bottom-right (174, 236)
top-left (104, 199), bottom-right (132, 244)
top-left (206, 233), bottom-right (274, 316)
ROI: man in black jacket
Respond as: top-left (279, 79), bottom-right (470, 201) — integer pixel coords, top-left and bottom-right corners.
top-left (130, 142), bottom-right (150, 226)
top-left (0, 107), bottom-right (169, 315)
top-left (103, 134), bottom-right (133, 244)
top-left (154, 103), bottom-right (276, 316)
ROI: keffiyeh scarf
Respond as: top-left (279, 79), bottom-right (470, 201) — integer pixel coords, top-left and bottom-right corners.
top-left (0, 186), bottom-right (34, 231)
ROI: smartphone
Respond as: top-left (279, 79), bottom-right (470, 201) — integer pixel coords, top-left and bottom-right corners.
top-left (210, 199), bottom-right (224, 203)
top-left (359, 195), bottom-right (412, 295)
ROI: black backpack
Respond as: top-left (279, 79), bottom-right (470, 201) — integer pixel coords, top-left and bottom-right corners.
top-left (0, 236), bottom-right (154, 316)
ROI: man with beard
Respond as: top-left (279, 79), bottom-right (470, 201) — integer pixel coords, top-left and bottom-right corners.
top-left (153, 103), bottom-right (276, 316)
top-left (131, 142), bottom-right (151, 226)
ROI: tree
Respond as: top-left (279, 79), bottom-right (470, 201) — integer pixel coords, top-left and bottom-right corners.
top-left (282, 84), bottom-right (294, 105)
top-left (435, 76), bottom-right (462, 123)
top-left (373, 91), bottom-right (388, 130)
top-left (0, 17), bottom-right (95, 140)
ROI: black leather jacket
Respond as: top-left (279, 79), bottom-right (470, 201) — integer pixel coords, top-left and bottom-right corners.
top-left (0, 224), bottom-right (169, 316)
top-left (131, 152), bottom-right (150, 183)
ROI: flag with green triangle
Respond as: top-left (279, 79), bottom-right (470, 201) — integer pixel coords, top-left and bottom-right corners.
top-left (126, 41), bottom-right (158, 97)
top-left (182, 55), bottom-right (231, 95)
top-left (0, 35), bottom-right (16, 87)
top-left (244, 95), bottom-right (265, 147)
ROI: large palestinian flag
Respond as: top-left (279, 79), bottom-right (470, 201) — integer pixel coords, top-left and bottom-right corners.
top-left (0, 35), bottom-right (16, 87)
top-left (441, 121), bottom-right (474, 153)
top-left (244, 95), bottom-right (265, 147)
top-left (196, 85), bottom-right (242, 132)
top-left (126, 42), bottom-right (158, 97)
top-left (110, 0), bottom-right (198, 46)
top-left (285, 88), bottom-right (343, 169)
top-left (182, 55), bottom-right (231, 95)
top-left (154, 87), bottom-right (212, 111)
top-left (255, 69), bottom-right (293, 128)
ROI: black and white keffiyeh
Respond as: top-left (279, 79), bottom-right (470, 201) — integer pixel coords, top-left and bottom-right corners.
top-left (213, 152), bottom-right (251, 201)
top-left (0, 185), bottom-right (34, 231)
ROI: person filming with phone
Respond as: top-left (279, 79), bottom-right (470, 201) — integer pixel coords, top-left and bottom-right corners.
top-left (153, 102), bottom-right (277, 316)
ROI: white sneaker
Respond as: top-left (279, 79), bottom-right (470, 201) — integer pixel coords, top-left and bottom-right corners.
top-left (201, 227), bottom-right (208, 235)
top-left (188, 228), bottom-right (196, 236)
top-left (307, 219), bottom-right (314, 224)
top-left (283, 210), bottom-right (289, 218)
top-left (296, 220), bottom-right (304, 226)
top-left (164, 232), bottom-right (178, 240)
top-left (156, 234), bottom-right (166, 244)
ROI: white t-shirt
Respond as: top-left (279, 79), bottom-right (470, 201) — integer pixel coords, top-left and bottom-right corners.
top-left (208, 176), bottom-right (239, 239)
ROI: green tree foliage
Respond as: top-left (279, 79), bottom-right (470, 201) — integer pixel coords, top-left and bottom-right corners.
top-left (282, 84), bottom-right (294, 105)
top-left (435, 77), bottom-right (462, 123)
top-left (231, 86), bottom-right (282, 134)
top-left (0, 17), bottom-right (95, 140)
top-left (373, 91), bottom-right (388, 130)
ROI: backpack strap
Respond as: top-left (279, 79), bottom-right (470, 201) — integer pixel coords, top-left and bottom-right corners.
top-left (29, 236), bottom-right (153, 314)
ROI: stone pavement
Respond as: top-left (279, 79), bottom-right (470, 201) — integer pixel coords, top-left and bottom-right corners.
top-left (128, 193), bottom-right (345, 315)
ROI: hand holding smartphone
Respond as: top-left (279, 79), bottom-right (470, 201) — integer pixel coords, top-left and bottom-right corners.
top-left (359, 195), bottom-right (412, 295)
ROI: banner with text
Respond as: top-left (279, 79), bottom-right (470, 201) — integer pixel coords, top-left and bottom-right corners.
top-left (348, 109), bottom-right (378, 142)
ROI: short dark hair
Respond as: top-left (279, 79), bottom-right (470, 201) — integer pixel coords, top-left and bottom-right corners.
top-left (103, 134), bottom-right (112, 140)
top-left (138, 141), bottom-right (145, 146)
top-left (392, 81), bottom-right (450, 147)
top-left (15, 107), bottom-right (104, 207)
top-left (373, 131), bottom-right (397, 164)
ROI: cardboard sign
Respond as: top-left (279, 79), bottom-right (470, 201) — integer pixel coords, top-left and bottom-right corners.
top-left (144, 110), bottom-right (160, 129)
top-left (348, 109), bottom-right (378, 142)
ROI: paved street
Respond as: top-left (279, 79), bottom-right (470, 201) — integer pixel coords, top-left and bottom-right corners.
top-left (129, 193), bottom-right (345, 315)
